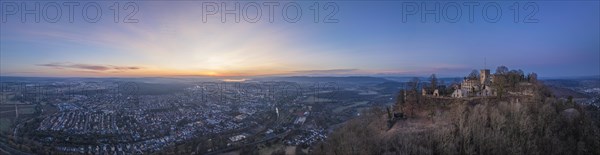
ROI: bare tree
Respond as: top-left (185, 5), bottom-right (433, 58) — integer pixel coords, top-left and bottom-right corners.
top-left (495, 66), bottom-right (509, 75)
top-left (528, 72), bottom-right (538, 83)
top-left (430, 74), bottom-right (438, 91)
top-left (493, 75), bottom-right (506, 98)
top-left (468, 70), bottom-right (479, 80)
top-left (409, 77), bottom-right (420, 92)
top-left (396, 90), bottom-right (405, 110)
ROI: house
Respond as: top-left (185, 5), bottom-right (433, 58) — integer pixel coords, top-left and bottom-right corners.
top-left (229, 134), bottom-right (246, 142)
top-left (452, 89), bottom-right (467, 98)
top-left (451, 69), bottom-right (496, 98)
top-left (432, 89), bottom-right (440, 97)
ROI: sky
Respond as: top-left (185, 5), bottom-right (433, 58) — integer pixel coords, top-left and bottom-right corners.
top-left (1, 1), bottom-right (599, 78)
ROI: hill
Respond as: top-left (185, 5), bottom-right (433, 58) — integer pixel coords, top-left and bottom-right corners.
top-left (312, 83), bottom-right (600, 155)
top-left (258, 76), bottom-right (392, 84)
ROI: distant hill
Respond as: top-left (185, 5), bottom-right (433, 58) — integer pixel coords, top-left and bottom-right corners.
top-left (382, 76), bottom-right (462, 83)
top-left (257, 76), bottom-right (392, 84)
top-left (374, 81), bottom-right (404, 94)
top-left (0, 76), bottom-right (217, 83)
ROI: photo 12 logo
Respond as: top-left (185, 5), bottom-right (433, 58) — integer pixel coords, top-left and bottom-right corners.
top-left (201, 1), bottom-right (340, 23)
top-left (1, 1), bottom-right (139, 23)
top-left (401, 1), bottom-right (539, 23)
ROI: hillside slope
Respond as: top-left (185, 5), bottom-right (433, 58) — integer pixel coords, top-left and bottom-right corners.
top-left (312, 86), bottom-right (600, 155)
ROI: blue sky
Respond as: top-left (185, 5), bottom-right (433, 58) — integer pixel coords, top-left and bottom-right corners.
top-left (1, 1), bottom-right (598, 77)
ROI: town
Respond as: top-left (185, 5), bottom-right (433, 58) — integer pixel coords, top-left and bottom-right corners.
top-left (0, 69), bottom-right (598, 154)
top-left (0, 77), bottom-right (397, 154)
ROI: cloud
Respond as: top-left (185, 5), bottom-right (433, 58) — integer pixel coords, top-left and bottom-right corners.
top-left (36, 63), bottom-right (142, 72)
top-left (0, 71), bottom-right (40, 75)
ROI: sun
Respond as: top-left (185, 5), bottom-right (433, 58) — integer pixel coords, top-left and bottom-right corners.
top-left (205, 71), bottom-right (219, 76)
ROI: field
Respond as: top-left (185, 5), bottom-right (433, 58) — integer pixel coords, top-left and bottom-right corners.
top-left (0, 93), bottom-right (23, 105)
top-left (0, 118), bottom-right (11, 133)
top-left (302, 96), bottom-right (332, 103)
top-left (0, 104), bottom-right (36, 115)
top-left (333, 101), bottom-right (369, 113)
top-left (0, 104), bottom-right (36, 133)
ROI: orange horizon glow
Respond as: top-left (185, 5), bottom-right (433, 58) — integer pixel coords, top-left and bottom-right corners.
top-left (17, 67), bottom-right (313, 77)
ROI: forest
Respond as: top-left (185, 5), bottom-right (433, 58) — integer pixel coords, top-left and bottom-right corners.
top-left (312, 72), bottom-right (600, 155)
